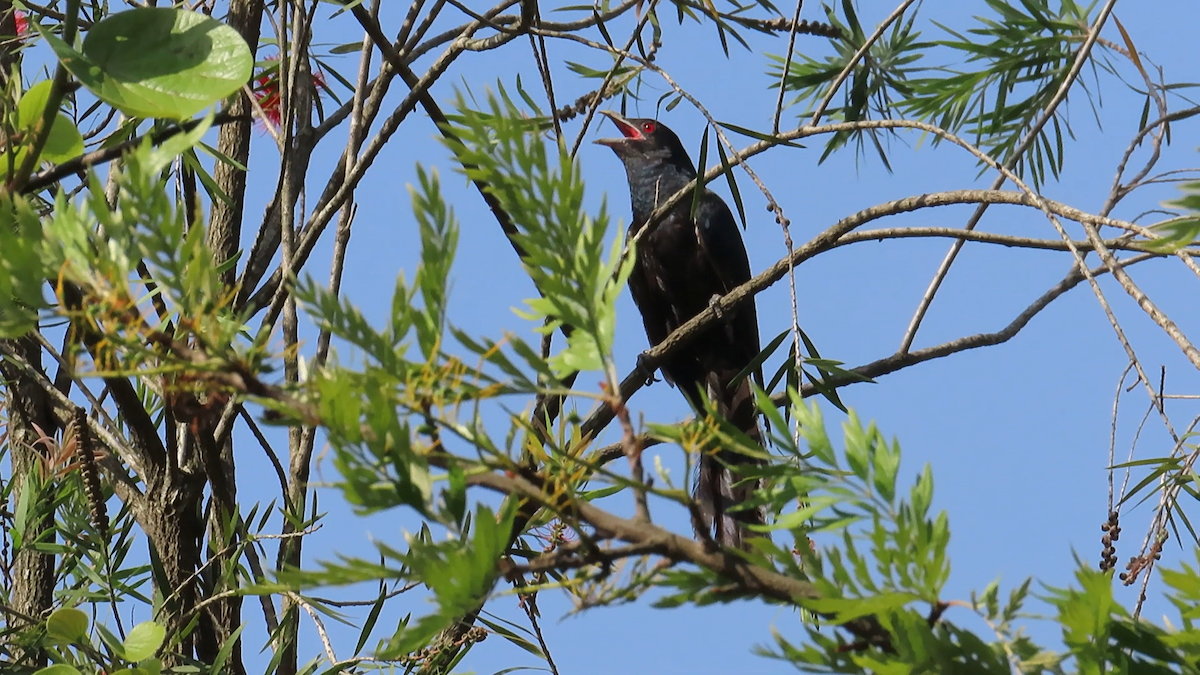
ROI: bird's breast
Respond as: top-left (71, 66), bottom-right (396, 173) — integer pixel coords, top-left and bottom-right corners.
top-left (634, 215), bottom-right (724, 315)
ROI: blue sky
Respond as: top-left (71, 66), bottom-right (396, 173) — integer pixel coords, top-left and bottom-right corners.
top-left (214, 0), bottom-right (1200, 672)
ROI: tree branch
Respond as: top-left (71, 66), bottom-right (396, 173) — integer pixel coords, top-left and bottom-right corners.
top-left (23, 113), bottom-right (247, 194)
top-left (579, 188), bottom-right (1167, 441)
top-left (899, 0), bottom-right (1120, 353)
top-left (459, 463), bottom-right (890, 647)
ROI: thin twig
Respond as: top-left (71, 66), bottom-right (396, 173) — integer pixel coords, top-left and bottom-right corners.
top-left (237, 404), bottom-right (292, 512)
top-left (608, 385), bottom-right (649, 523)
top-left (528, 3), bottom-right (561, 141)
top-left (899, 0), bottom-right (1119, 354)
top-left (293, 594), bottom-right (338, 664)
top-left (567, 0), bottom-right (659, 158)
top-left (518, 593), bottom-right (559, 675)
top-left (581, 251), bottom-right (1162, 469)
top-left (773, 0), bottom-right (805, 134)
top-left (24, 113), bottom-right (245, 193)
top-left (1108, 362), bottom-right (1135, 515)
top-left (807, 0), bottom-right (917, 127)
top-left (308, 581), bottom-right (422, 608)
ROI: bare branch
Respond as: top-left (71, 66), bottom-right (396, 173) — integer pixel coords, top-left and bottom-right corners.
top-left (458, 462), bottom-right (891, 648)
top-left (579, 185), bottom-right (1166, 441)
top-left (807, 0), bottom-right (919, 127)
top-left (23, 113), bottom-right (247, 194)
top-left (585, 251), bottom-right (1162, 468)
top-left (900, 0), bottom-right (1120, 353)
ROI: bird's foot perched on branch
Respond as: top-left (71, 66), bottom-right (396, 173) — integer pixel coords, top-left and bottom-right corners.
top-left (709, 294), bottom-right (725, 320)
top-left (636, 352), bottom-right (659, 386)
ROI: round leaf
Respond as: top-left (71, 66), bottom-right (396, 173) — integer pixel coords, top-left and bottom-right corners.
top-left (33, 666), bottom-right (82, 675)
top-left (45, 607), bottom-right (89, 642)
top-left (122, 621), bottom-right (165, 662)
top-left (61, 8), bottom-right (252, 119)
top-left (16, 81), bottom-right (85, 164)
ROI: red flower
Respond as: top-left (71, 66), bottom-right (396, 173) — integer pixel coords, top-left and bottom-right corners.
top-left (252, 68), bottom-right (282, 128)
top-left (251, 55), bottom-right (329, 130)
top-left (13, 11), bottom-right (27, 37)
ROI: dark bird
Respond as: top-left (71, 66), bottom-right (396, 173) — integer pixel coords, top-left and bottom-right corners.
top-left (596, 111), bottom-right (764, 547)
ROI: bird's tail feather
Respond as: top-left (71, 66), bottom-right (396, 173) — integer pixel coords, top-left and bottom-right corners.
top-left (694, 372), bottom-right (765, 549)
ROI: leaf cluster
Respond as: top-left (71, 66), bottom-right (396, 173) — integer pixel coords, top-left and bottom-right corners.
top-left (772, 0), bottom-right (1098, 185)
top-left (444, 88), bottom-right (633, 378)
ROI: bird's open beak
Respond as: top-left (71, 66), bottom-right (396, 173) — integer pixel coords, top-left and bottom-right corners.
top-left (594, 110), bottom-right (642, 146)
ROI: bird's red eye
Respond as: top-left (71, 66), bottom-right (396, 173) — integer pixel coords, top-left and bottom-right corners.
top-left (641, 121), bottom-right (656, 134)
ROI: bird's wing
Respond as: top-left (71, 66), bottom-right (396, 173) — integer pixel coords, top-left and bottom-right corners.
top-left (625, 224), bottom-right (683, 386)
top-left (695, 192), bottom-right (761, 363)
top-left (695, 192), bottom-right (752, 287)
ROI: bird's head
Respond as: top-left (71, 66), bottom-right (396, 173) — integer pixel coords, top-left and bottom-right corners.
top-left (595, 111), bottom-right (696, 177)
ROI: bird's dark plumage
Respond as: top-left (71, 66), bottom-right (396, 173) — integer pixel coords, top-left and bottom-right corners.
top-left (597, 111), bottom-right (764, 547)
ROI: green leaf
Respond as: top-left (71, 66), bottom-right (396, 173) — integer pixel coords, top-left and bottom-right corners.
top-left (39, 8), bottom-right (252, 119)
top-left (731, 329), bottom-right (788, 387)
top-left (354, 585), bottom-right (388, 655)
top-left (873, 436), bottom-right (900, 503)
top-left (122, 621), bottom-right (166, 661)
top-left (716, 121), bottom-right (805, 149)
top-left (712, 137), bottom-right (748, 229)
top-left (14, 80), bottom-right (84, 165)
top-left (410, 165), bottom-right (460, 358)
top-left (95, 617), bottom-right (127, 659)
top-left (690, 125), bottom-right (710, 219)
top-left (1116, 458), bottom-right (1180, 508)
top-left (1109, 622), bottom-right (1177, 664)
top-left (330, 40), bottom-right (366, 54)
top-left (0, 195), bottom-right (52, 336)
top-left (581, 484), bottom-right (624, 500)
top-left (843, 412), bottom-right (871, 481)
top-left (378, 504), bottom-right (514, 659)
top-left (1145, 181), bottom-right (1200, 252)
top-left (148, 113), bottom-right (214, 174)
top-left (805, 591), bottom-right (920, 623)
top-left (910, 464), bottom-right (934, 519)
top-left (771, 495), bottom-right (842, 531)
top-left (210, 624), bottom-right (245, 672)
top-left (33, 666), bottom-right (82, 675)
top-left (46, 607), bottom-right (89, 642)
top-left (478, 615), bottom-right (546, 659)
top-left (444, 88), bottom-right (628, 378)
top-left (442, 463), bottom-right (467, 525)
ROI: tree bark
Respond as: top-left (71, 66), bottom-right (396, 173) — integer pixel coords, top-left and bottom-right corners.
top-left (138, 463), bottom-right (206, 666)
top-left (207, 0), bottom-right (266, 287)
top-left (193, 1), bottom-right (265, 670)
top-left (1, 335), bottom-right (59, 669)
